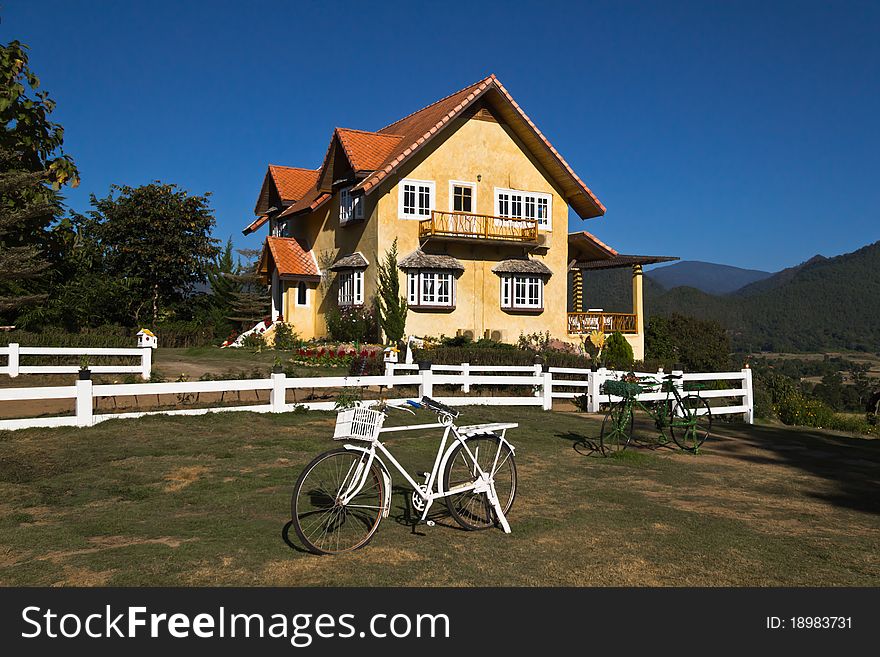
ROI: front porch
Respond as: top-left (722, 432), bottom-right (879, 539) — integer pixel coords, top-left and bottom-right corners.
top-left (567, 231), bottom-right (677, 359)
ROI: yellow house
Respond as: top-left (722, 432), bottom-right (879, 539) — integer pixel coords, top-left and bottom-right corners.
top-left (245, 75), bottom-right (675, 360)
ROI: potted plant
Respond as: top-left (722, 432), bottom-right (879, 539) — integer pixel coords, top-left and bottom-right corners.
top-left (78, 355), bottom-right (91, 380)
top-left (271, 356), bottom-right (284, 374)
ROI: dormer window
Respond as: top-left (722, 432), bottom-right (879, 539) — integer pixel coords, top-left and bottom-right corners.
top-left (339, 187), bottom-right (363, 225)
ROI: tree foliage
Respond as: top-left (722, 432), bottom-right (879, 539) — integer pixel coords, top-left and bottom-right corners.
top-left (226, 248), bottom-right (269, 328)
top-left (646, 313), bottom-right (731, 371)
top-left (87, 183), bottom-right (219, 326)
top-left (602, 331), bottom-right (634, 370)
top-left (376, 238), bottom-right (407, 343)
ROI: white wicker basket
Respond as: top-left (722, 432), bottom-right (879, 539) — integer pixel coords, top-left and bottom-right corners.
top-left (333, 406), bottom-right (385, 441)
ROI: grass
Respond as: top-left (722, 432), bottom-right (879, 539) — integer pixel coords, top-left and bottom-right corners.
top-left (0, 406), bottom-right (877, 586)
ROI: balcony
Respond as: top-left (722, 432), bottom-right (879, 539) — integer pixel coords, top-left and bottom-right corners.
top-left (567, 312), bottom-right (638, 335)
top-left (419, 211), bottom-right (538, 245)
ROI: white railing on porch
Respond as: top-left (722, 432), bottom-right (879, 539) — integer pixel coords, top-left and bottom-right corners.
top-left (0, 343), bottom-right (152, 380)
top-left (0, 362), bottom-right (753, 432)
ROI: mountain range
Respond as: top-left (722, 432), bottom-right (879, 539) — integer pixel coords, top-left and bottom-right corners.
top-left (581, 241), bottom-right (880, 352)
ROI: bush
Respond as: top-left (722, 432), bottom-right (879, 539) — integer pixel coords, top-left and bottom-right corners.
top-left (272, 322), bottom-right (301, 350)
top-left (646, 313), bottom-right (731, 371)
top-left (602, 332), bottom-right (634, 370)
top-left (326, 306), bottom-right (377, 343)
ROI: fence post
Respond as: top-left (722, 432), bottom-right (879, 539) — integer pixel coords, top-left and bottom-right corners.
top-left (418, 361), bottom-right (433, 399)
top-left (8, 342), bottom-right (19, 378)
top-left (533, 362), bottom-right (543, 398)
top-left (742, 367), bottom-right (754, 424)
top-left (270, 372), bottom-right (286, 413)
top-left (461, 362), bottom-right (470, 393)
top-left (384, 361), bottom-right (395, 389)
top-left (75, 376), bottom-right (93, 427)
top-left (671, 368), bottom-right (685, 415)
top-left (140, 347), bottom-right (152, 381)
top-left (588, 368), bottom-right (603, 413)
top-left (542, 366), bottom-right (553, 410)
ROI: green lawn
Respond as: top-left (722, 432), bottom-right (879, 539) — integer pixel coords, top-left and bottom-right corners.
top-left (0, 406), bottom-right (877, 586)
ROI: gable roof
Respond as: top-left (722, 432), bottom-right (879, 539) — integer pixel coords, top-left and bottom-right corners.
top-left (568, 231), bottom-right (678, 270)
top-left (252, 74), bottom-right (605, 228)
top-left (247, 165), bottom-right (321, 234)
top-left (258, 237), bottom-right (320, 281)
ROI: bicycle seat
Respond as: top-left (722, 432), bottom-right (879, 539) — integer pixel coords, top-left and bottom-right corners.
top-left (410, 396), bottom-right (460, 418)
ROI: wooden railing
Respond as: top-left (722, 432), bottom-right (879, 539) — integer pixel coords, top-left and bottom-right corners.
top-left (419, 211), bottom-right (538, 243)
top-left (567, 312), bottom-right (638, 335)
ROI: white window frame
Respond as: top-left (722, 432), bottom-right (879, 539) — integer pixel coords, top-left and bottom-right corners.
top-left (399, 179), bottom-right (435, 220)
top-left (339, 186), bottom-right (363, 225)
top-left (494, 187), bottom-right (552, 230)
top-left (406, 270), bottom-right (455, 308)
top-left (337, 270), bottom-right (364, 306)
top-left (448, 180), bottom-right (477, 214)
top-left (500, 274), bottom-right (544, 310)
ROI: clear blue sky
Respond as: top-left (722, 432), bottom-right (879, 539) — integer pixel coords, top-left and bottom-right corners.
top-left (4, 0), bottom-right (878, 271)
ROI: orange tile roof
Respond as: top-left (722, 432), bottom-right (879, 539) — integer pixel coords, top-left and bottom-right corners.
top-left (335, 128), bottom-right (404, 172)
top-left (248, 73), bottom-right (606, 230)
top-left (244, 214), bottom-right (269, 234)
top-left (569, 230), bottom-right (619, 257)
top-left (262, 237), bottom-right (320, 278)
top-left (268, 165), bottom-right (319, 201)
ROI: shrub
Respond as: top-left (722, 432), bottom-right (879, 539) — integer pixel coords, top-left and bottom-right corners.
top-left (326, 306), bottom-right (377, 343)
top-left (272, 322), bottom-right (301, 350)
top-left (241, 332), bottom-right (265, 351)
top-left (602, 332), bottom-right (634, 370)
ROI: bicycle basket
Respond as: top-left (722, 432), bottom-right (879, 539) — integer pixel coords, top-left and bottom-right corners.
top-left (333, 406), bottom-right (385, 442)
top-left (602, 380), bottom-right (645, 398)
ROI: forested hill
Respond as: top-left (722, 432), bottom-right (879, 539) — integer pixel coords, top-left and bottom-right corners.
top-left (582, 241), bottom-right (880, 352)
top-left (647, 260), bottom-right (771, 294)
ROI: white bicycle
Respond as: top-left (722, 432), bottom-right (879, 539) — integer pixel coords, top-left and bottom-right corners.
top-left (291, 396), bottom-right (518, 555)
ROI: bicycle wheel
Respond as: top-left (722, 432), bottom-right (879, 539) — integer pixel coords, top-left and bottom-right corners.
top-left (670, 396), bottom-right (712, 452)
top-left (443, 434), bottom-right (516, 531)
top-left (600, 400), bottom-right (633, 455)
top-left (291, 448), bottom-right (386, 555)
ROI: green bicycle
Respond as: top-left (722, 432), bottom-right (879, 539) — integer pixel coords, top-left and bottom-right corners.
top-left (599, 373), bottom-right (712, 455)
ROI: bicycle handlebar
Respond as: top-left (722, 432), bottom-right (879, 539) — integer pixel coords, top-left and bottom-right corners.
top-left (407, 396), bottom-right (460, 419)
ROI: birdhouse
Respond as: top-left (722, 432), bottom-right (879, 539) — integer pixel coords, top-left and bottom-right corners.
top-left (383, 347), bottom-right (399, 363)
top-left (137, 328), bottom-right (158, 349)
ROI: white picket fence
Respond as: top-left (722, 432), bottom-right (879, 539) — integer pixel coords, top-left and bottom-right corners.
top-left (0, 343), bottom-right (152, 380)
top-left (0, 361), bottom-right (753, 432)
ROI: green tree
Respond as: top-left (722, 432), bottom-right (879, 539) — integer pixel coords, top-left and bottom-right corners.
top-left (226, 248), bottom-right (269, 328)
top-left (88, 183), bottom-right (219, 326)
top-left (0, 40), bottom-right (79, 320)
top-left (207, 237), bottom-right (242, 312)
top-left (602, 331), bottom-right (634, 370)
top-left (646, 313), bottom-right (730, 371)
top-left (376, 238), bottom-right (407, 344)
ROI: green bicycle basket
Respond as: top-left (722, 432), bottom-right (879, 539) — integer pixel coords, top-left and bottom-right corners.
top-left (602, 379), bottom-right (646, 398)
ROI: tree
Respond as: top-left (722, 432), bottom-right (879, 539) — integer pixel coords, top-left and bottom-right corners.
top-left (376, 238), bottom-right (407, 344)
top-left (226, 248), bottom-right (269, 328)
top-left (646, 313), bottom-right (731, 371)
top-left (0, 40), bottom-right (78, 320)
top-left (207, 237), bottom-right (242, 312)
top-left (88, 183), bottom-right (219, 326)
top-left (602, 331), bottom-right (634, 370)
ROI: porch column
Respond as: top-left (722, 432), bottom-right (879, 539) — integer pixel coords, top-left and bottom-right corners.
top-left (271, 270), bottom-right (281, 321)
top-left (572, 268), bottom-right (583, 313)
top-left (632, 264), bottom-right (644, 335)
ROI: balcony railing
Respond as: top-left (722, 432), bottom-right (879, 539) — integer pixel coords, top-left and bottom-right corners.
top-left (419, 211), bottom-right (538, 243)
top-left (567, 312), bottom-right (638, 335)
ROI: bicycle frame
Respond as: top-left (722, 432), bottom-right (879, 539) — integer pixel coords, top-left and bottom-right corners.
top-left (621, 378), bottom-right (704, 438)
top-left (338, 417), bottom-right (517, 533)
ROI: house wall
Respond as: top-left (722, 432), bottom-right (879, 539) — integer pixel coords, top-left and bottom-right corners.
top-left (370, 114), bottom-right (571, 344)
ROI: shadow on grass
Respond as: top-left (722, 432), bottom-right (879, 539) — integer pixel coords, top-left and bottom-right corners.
top-left (709, 421), bottom-right (880, 515)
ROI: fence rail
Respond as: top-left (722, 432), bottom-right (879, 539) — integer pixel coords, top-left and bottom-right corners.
top-left (0, 343), bottom-right (152, 380)
top-left (0, 362), bottom-right (753, 432)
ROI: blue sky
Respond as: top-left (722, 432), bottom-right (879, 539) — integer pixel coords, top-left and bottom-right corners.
top-left (4, 0), bottom-right (878, 271)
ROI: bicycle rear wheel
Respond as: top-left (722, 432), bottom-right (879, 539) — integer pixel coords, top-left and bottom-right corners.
top-left (670, 396), bottom-right (712, 452)
top-left (600, 400), bottom-right (633, 455)
top-left (443, 434), bottom-right (516, 531)
top-left (291, 448), bottom-right (386, 555)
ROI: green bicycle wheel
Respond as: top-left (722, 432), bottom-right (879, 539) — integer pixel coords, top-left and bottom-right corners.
top-left (600, 400), bottom-right (634, 455)
top-left (670, 395), bottom-right (712, 453)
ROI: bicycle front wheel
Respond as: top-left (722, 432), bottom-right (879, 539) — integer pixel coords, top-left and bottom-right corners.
top-left (291, 448), bottom-right (386, 555)
top-left (670, 396), bottom-right (712, 452)
top-left (443, 434), bottom-right (516, 531)
top-left (600, 400), bottom-right (633, 455)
